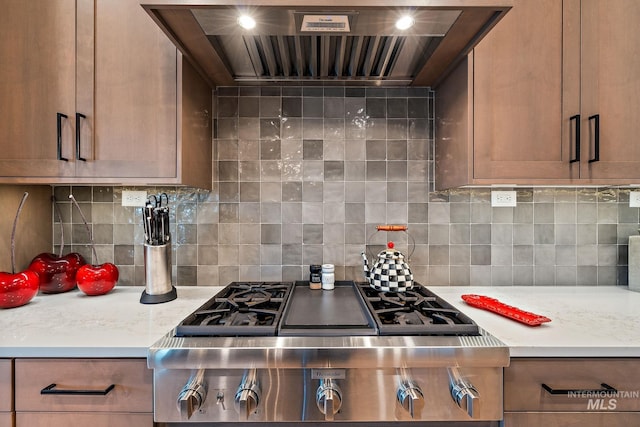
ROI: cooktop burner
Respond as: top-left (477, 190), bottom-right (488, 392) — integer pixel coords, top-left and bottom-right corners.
top-left (357, 284), bottom-right (480, 336)
top-left (175, 281), bottom-right (479, 337)
top-left (175, 282), bottom-right (292, 336)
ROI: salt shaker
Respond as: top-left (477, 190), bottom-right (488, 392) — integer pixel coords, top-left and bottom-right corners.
top-left (321, 264), bottom-right (335, 290)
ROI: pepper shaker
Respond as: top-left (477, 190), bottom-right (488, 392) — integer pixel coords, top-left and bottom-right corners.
top-left (309, 265), bottom-right (322, 290)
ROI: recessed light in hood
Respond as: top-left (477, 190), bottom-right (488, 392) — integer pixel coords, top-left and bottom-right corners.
top-left (142, 0), bottom-right (511, 87)
top-left (395, 15), bottom-right (415, 31)
top-left (237, 14), bottom-right (257, 30)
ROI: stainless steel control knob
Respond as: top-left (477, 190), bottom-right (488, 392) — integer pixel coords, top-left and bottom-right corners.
top-left (177, 369), bottom-right (207, 421)
top-left (234, 369), bottom-right (260, 421)
top-left (396, 379), bottom-right (425, 419)
top-left (448, 368), bottom-right (479, 418)
top-left (316, 378), bottom-right (342, 421)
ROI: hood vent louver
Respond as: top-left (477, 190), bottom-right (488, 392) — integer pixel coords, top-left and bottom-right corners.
top-left (142, 1), bottom-right (511, 87)
top-left (237, 34), bottom-right (407, 80)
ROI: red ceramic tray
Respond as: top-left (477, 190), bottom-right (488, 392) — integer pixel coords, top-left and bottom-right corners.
top-left (461, 294), bottom-right (551, 326)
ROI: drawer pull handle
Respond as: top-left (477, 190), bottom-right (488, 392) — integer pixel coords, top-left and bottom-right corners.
top-left (541, 383), bottom-right (617, 396)
top-left (41, 383), bottom-right (115, 396)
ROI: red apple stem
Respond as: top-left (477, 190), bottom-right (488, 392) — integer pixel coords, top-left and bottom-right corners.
top-left (68, 194), bottom-right (98, 263)
top-left (11, 192), bottom-right (29, 274)
top-left (52, 195), bottom-right (65, 258)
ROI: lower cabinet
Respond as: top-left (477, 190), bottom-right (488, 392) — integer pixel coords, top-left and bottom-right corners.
top-left (0, 360), bottom-right (12, 427)
top-left (503, 358), bottom-right (640, 426)
top-left (14, 358), bottom-right (152, 427)
top-left (504, 412), bottom-right (640, 426)
top-left (16, 413), bottom-right (153, 426)
top-left (0, 415), bottom-right (13, 427)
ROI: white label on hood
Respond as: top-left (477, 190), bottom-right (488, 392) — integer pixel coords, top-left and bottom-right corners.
top-left (301, 15), bottom-right (350, 32)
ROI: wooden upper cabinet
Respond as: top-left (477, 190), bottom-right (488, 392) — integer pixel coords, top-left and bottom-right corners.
top-left (0, 0), bottom-right (76, 178)
top-left (0, 0), bottom-right (212, 189)
top-left (579, 0), bottom-right (640, 181)
top-left (75, 0), bottom-right (179, 181)
top-left (435, 0), bottom-right (640, 188)
top-left (472, 0), bottom-right (569, 181)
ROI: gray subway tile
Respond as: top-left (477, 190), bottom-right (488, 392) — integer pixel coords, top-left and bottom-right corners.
top-left (261, 224), bottom-right (282, 244)
top-left (324, 161), bottom-right (345, 181)
top-left (470, 245), bottom-right (491, 265)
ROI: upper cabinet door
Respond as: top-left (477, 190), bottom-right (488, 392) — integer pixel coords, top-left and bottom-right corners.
top-left (579, 0), bottom-right (640, 181)
top-left (0, 0), bottom-right (76, 178)
top-left (74, 0), bottom-right (178, 180)
top-left (471, 0), bottom-right (572, 181)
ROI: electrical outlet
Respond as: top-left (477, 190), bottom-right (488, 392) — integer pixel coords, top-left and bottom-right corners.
top-left (491, 191), bottom-right (517, 207)
top-left (121, 190), bottom-right (147, 207)
top-left (631, 191), bottom-right (640, 208)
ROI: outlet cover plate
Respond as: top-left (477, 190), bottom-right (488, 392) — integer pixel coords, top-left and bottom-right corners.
top-left (122, 190), bottom-right (147, 207)
top-left (491, 191), bottom-right (517, 207)
top-left (631, 191), bottom-right (640, 208)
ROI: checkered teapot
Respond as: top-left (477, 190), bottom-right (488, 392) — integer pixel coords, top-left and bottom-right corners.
top-left (361, 225), bottom-right (414, 292)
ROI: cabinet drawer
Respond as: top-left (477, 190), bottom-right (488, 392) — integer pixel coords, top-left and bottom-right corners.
top-left (504, 412), bottom-right (640, 427)
top-left (15, 359), bottom-right (151, 413)
top-left (16, 412), bottom-right (153, 427)
top-left (0, 360), bottom-right (11, 412)
top-left (505, 358), bottom-right (640, 412)
top-left (0, 413), bottom-right (13, 427)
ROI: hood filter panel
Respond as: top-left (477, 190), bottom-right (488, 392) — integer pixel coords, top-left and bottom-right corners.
top-left (227, 34), bottom-right (411, 82)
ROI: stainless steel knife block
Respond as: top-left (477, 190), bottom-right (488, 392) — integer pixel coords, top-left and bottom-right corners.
top-left (140, 242), bottom-right (177, 304)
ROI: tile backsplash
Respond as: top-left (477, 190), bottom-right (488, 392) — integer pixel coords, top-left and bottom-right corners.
top-left (52, 86), bottom-right (639, 287)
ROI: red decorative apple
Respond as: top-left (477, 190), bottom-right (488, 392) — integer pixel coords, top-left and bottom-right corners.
top-left (28, 252), bottom-right (86, 294)
top-left (28, 196), bottom-right (86, 293)
top-left (1, 192), bottom-right (39, 309)
top-left (69, 195), bottom-right (119, 296)
top-left (0, 271), bottom-right (39, 309)
top-left (76, 263), bottom-right (119, 296)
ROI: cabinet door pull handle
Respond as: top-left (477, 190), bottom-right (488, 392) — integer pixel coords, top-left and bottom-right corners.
top-left (56, 113), bottom-right (69, 161)
top-left (541, 382), bottom-right (616, 396)
top-left (75, 112), bottom-right (87, 161)
top-left (40, 383), bottom-right (115, 396)
top-left (569, 114), bottom-right (580, 163)
top-left (588, 114), bottom-right (600, 163)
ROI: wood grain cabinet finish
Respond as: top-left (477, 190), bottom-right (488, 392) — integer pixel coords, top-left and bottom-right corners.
top-left (503, 358), bottom-right (640, 427)
top-left (0, 0), bottom-right (76, 179)
top-left (15, 413), bottom-right (152, 427)
top-left (436, 0), bottom-right (640, 188)
top-left (0, 414), bottom-right (13, 427)
top-left (0, 0), bottom-right (212, 189)
top-left (0, 359), bottom-right (12, 427)
top-left (14, 358), bottom-right (152, 427)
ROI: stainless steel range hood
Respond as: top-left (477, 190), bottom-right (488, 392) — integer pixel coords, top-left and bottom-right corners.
top-left (142, 1), bottom-right (511, 87)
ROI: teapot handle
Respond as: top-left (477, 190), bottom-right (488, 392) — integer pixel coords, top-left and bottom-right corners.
top-left (376, 225), bottom-right (407, 231)
top-left (365, 225), bottom-right (416, 261)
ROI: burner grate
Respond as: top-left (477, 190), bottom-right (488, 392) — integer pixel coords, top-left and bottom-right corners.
top-left (175, 282), bottom-right (293, 337)
top-left (357, 283), bottom-right (480, 336)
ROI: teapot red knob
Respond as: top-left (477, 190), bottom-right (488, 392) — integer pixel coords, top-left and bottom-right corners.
top-left (387, 241), bottom-right (395, 249)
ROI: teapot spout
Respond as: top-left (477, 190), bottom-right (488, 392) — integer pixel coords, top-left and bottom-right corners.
top-left (361, 252), bottom-right (370, 278)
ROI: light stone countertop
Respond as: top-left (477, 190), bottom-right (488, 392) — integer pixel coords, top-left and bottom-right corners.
top-left (2, 284), bottom-right (640, 359)
top-left (0, 286), bottom-right (219, 358)
top-left (432, 285), bottom-right (640, 358)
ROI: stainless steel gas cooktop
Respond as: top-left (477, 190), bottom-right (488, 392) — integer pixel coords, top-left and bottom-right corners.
top-left (175, 281), bottom-right (480, 337)
top-left (149, 281), bottom-right (509, 425)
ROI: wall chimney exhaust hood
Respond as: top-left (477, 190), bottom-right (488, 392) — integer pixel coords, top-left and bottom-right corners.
top-left (142, 1), bottom-right (511, 87)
